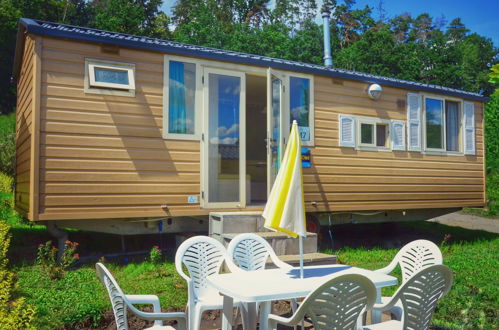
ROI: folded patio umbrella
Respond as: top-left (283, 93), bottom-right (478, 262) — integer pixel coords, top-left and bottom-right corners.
top-left (263, 120), bottom-right (306, 278)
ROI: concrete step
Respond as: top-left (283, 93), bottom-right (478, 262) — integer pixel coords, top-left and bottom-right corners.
top-left (222, 231), bottom-right (317, 255)
top-left (276, 252), bottom-right (337, 267)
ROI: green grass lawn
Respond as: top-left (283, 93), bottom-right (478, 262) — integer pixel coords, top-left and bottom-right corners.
top-left (2, 189), bottom-right (498, 329)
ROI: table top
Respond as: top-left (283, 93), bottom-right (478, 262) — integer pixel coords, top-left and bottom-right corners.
top-left (207, 264), bottom-right (398, 302)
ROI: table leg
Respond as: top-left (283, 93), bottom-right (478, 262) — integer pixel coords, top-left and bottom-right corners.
top-left (258, 301), bottom-right (271, 330)
top-left (240, 302), bottom-right (257, 329)
top-left (371, 287), bottom-right (382, 324)
top-left (222, 295), bottom-right (234, 330)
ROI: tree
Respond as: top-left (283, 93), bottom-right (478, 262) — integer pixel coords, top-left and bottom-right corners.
top-left (91, 0), bottom-right (147, 35)
top-left (447, 17), bottom-right (469, 41)
top-left (390, 13), bottom-right (412, 43)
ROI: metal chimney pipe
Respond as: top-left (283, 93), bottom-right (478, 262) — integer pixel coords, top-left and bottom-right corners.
top-left (322, 8), bottom-right (333, 67)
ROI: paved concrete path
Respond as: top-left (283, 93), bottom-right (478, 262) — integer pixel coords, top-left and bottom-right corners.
top-left (427, 212), bottom-right (499, 234)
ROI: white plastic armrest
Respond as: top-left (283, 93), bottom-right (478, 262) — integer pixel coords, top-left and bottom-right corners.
top-left (225, 258), bottom-right (245, 273)
top-left (374, 257), bottom-right (399, 275)
top-left (372, 296), bottom-right (399, 312)
top-left (273, 258), bottom-right (294, 271)
top-left (126, 294), bottom-right (161, 313)
top-left (268, 313), bottom-right (293, 327)
top-left (135, 311), bottom-right (187, 329)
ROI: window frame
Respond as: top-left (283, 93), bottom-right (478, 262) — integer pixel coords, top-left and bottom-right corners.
top-left (285, 73), bottom-right (315, 147)
top-left (84, 58), bottom-right (136, 97)
top-left (422, 94), bottom-right (464, 155)
top-left (163, 55), bottom-right (202, 140)
top-left (356, 116), bottom-right (391, 151)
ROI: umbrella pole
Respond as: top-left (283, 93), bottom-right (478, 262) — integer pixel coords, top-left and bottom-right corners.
top-left (299, 235), bottom-right (304, 279)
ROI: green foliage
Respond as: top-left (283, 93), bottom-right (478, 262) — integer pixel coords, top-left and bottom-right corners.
top-left (0, 113), bottom-right (15, 176)
top-left (484, 92), bottom-right (499, 215)
top-left (93, 0), bottom-right (146, 35)
top-left (0, 220), bottom-right (36, 329)
top-left (485, 170), bottom-right (498, 215)
top-left (0, 173), bottom-right (13, 195)
top-left (16, 261), bottom-right (187, 328)
top-left (489, 64), bottom-right (499, 88)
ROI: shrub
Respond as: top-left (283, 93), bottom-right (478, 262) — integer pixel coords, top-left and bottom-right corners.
top-left (0, 220), bottom-right (36, 329)
top-left (149, 245), bottom-right (162, 264)
top-left (0, 113), bottom-right (16, 176)
top-left (36, 240), bottom-right (80, 280)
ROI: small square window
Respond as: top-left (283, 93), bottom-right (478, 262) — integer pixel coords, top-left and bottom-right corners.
top-left (85, 59), bottom-right (135, 96)
top-left (357, 118), bottom-right (390, 149)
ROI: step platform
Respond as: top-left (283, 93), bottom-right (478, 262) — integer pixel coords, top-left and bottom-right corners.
top-left (222, 231), bottom-right (317, 255)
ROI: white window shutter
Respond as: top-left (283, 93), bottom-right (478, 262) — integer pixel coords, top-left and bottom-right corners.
top-left (339, 114), bottom-right (355, 147)
top-left (391, 120), bottom-right (406, 150)
top-left (464, 101), bottom-right (475, 155)
top-left (407, 93), bottom-right (422, 151)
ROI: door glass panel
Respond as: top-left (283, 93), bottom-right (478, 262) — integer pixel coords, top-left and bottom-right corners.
top-left (207, 73), bottom-right (241, 203)
top-left (289, 77), bottom-right (310, 142)
top-left (270, 77), bottom-right (281, 187)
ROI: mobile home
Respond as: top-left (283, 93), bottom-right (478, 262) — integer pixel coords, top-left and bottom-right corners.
top-left (13, 18), bottom-right (486, 235)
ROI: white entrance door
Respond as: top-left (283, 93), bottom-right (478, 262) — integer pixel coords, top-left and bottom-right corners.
top-left (266, 68), bottom-right (285, 195)
top-left (202, 68), bottom-right (246, 208)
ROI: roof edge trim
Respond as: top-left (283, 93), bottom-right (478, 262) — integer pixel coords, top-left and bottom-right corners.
top-left (16, 18), bottom-right (488, 102)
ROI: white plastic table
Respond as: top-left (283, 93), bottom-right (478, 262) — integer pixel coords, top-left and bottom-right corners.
top-left (207, 264), bottom-right (397, 330)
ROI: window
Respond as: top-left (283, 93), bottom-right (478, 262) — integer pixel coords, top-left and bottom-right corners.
top-left (340, 115), bottom-right (405, 151)
top-left (85, 59), bottom-right (135, 96)
top-left (424, 97), bottom-right (462, 152)
top-left (289, 76), bottom-right (314, 145)
top-left (163, 57), bottom-right (199, 139)
top-left (357, 118), bottom-right (390, 149)
top-left (425, 98), bottom-right (444, 150)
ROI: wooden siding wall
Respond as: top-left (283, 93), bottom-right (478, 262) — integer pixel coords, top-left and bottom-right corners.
top-left (35, 36), bottom-right (485, 221)
top-left (15, 36), bottom-right (35, 217)
top-left (305, 76), bottom-right (485, 212)
top-left (38, 37), bottom-right (201, 220)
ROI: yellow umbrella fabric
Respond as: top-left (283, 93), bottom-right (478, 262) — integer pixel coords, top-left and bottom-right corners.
top-left (263, 120), bottom-right (306, 238)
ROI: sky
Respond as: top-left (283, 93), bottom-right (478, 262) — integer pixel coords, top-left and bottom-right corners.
top-left (161, 0), bottom-right (498, 46)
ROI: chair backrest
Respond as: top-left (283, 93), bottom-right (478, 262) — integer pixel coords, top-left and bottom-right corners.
top-left (396, 239), bottom-right (443, 283)
top-left (227, 233), bottom-right (292, 272)
top-left (294, 274), bottom-right (376, 330)
top-left (175, 236), bottom-right (226, 298)
top-left (392, 265), bottom-right (453, 330)
top-left (96, 263), bottom-right (129, 330)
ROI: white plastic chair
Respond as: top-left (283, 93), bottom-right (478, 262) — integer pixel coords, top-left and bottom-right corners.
top-left (374, 239), bottom-right (443, 320)
top-left (267, 273), bottom-right (376, 330)
top-left (226, 233), bottom-right (293, 273)
top-left (363, 264), bottom-right (453, 330)
top-left (375, 239), bottom-right (443, 283)
top-left (175, 236), bottom-right (247, 330)
top-left (95, 263), bottom-right (186, 330)
top-left (227, 233), bottom-right (297, 327)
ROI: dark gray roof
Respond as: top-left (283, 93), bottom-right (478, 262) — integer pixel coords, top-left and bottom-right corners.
top-left (15, 18), bottom-right (487, 101)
